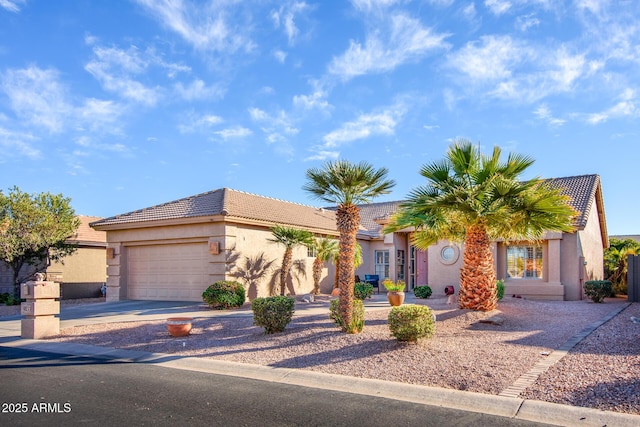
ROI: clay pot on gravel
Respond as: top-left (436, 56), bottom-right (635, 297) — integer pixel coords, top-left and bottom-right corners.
top-left (166, 317), bottom-right (193, 337)
top-left (387, 291), bottom-right (405, 306)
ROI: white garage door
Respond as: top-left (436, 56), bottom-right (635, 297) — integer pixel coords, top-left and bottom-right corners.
top-left (127, 243), bottom-right (209, 301)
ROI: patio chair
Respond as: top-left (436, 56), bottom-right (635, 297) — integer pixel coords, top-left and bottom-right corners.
top-left (364, 274), bottom-right (380, 294)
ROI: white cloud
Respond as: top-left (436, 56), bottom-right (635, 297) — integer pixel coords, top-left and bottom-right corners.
top-left (0, 0), bottom-right (25, 13)
top-left (304, 149), bottom-right (339, 161)
top-left (323, 104), bottom-right (405, 147)
top-left (78, 98), bottom-right (125, 133)
top-left (351, 0), bottom-right (401, 13)
top-left (213, 126), bottom-right (252, 140)
top-left (461, 3), bottom-right (477, 21)
top-left (516, 13), bottom-right (540, 32)
top-left (484, 0), bottom-right (512, 15)
top-left (293, 88), bottom-right (331, 111)
top-left (273, 50), bottom-right (287, 63)
top-left (178, 112), bottom-right (224, 133)
top-left (0, 66), bottom-right (72, 133)
top-left (271, 1), bottom-right (311, 46)
top-left (134, 0), bottom-right (253, 53)
top-left (575, 0), bottom-right (609, 16)
top-left (328, 13), bottom-right (448, 80)
top-left (85, 45), bottom-right (162, 105)
top-left (0, 127), bottom-right (40, 159)
top-left (449, 37), bottom-right (587, 103)
top-left (533, 104), bottom-right (566, 127)
top-left (174, 79), bottom-right (225, 101)
top-left (587, 88), bottom-right (638, 124)
top-left (450, 35), bottom-right (527, 82)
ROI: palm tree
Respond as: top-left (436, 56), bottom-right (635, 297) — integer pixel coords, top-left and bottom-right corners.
top-left (304, 160), bottom-right (395, 332)
top-left (332, 241), bottom-right (363, 291)
top-left (268, 225), bottom-right (314, 296)
top-left (385, 140), bottom-right (576, 311)
top-left (605, 238), bottom-right (640, 293)
top-left (311, 237), bottom-right (338, 295)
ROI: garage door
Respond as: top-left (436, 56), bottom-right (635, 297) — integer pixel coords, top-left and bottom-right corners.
top-left (127, 243), bottom-right (209, 301)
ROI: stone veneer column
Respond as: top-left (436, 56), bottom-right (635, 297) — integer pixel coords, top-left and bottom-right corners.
top-left (106, 244), bottom-right (123, 302)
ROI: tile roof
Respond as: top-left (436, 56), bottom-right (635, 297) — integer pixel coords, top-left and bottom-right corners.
top-left (91, 188), bottom-right (338, 233)
top-left (70, 215), bottom-right (106, 245)
top-left (90, 174), bottom-right (606, 240)
top-left (544, 174), bottom-right (603, 230)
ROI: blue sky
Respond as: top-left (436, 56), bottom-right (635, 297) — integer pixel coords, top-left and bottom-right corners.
top-left (0, 0), bottom-right (638, 235)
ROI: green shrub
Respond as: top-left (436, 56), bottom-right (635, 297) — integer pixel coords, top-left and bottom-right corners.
top-left (496, 279), bottom-right (505, 301)
top-left (0, 293), bottom-right (19, 306)
top-left (388, 304), bottom-right (435, 342)
top-left (251, 296), bottom-right (295, 334)
top-left (584, 280), bottom-right (612, 303)
top-left (202, 280), bottom-right (246, 309)
top-left (414, 285), bottom-right (432, 299)
top-left (329, 299), bottom-right (365, 333)
top-left (354, 282), bottom-right (373, 300)
top-left (612, 281), bottom-right (627, 296)
top-left (383, 279), bottom-right (406, 292)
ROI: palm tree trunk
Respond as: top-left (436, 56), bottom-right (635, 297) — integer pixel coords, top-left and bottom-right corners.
top-left (459, 222), bottom-right (497, 311)
top-left (312, 258), bottom-right (322, 294)
top-left (280, 247), bottom-right (293, 296)
top-left (336, 204), bottom-right (360, 332)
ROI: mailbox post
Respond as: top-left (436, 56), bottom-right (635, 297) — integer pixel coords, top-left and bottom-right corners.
top-left (20, 280), bottom-right (60, 339)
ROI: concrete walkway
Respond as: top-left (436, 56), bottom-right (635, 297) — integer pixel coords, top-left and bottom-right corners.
top-left (1, 297), bottom-right (639, 427)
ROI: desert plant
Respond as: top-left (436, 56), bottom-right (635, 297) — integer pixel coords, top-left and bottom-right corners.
top-left (413, 285), bottom-right (432, 299)
top-left (304, 160), bottom-right (395, 333)
top-left (202, 280), bottom-right (246, 309)
top-left (496, 279), bottom-right (505, 301)
top-left (329, 298), bottom-right (365, 333)
top-left (584, 280), bottom-right (612, 303)
top-left (354, 282), bottom-right (373, 300)
top-left (251, 296), bottom-right (295, 334)
top-left (388, 304), bottom-right (436, 342)
top-left (383, 279), bottom-right (406, 292)
top-left (385, 140), bottom-right (576, 311)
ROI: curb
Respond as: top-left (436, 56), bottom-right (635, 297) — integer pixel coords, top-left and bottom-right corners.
top-left (2, 337), bottom-right (639, 427)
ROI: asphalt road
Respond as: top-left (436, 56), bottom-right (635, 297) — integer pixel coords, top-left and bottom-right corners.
top-left (0, 346), bottom-right (554, 427)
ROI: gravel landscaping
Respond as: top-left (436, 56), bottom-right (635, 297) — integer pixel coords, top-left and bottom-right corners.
top-left (42, 296), bottom-right (639, 415)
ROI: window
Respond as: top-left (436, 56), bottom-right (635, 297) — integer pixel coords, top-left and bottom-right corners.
top-left (506, 245), bottom-right (543, 279)
top-left (307, 246), bottom-right (317, 258)
top-left (396, 250), bottom-right (405, 281)
top-left (374, 250), bottom-right (390, 279)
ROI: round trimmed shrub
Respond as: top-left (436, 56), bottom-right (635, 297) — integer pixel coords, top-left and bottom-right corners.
top-left (584, 280), bottom-right (612, 303)
top-left (202, 280), bottom-right (245, 309)
top-left (354, 282), bottom-right (374, 300)
top-left (251, 296), bottom-right (295, 334)
top-left (329, 299), bottom-right (365, 333)
top-left (414, 285), bottom-right (432, 299)
top-left (388, 304), bottom-right (435, 342)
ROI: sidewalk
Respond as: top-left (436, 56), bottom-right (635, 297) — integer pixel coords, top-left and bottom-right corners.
top-left (1, 297), bottom-right (639, 427)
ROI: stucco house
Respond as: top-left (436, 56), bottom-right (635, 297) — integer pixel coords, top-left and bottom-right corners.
top-left (91, 174), bottom-right (607, 303)
top-left (0, 215), bottom-right (107, 299)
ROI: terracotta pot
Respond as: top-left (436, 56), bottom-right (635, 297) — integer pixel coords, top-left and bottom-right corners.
top-left (331, 288), bottom-right (340, 296)
top-left (166, 317), bottom-right (193, 337)
top-left (387, 291), bottom-right (405, 306)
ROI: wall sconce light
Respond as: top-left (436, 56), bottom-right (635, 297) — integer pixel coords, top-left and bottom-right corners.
top-left (106, 248), bottom-right (116, 259)
top-left (209, 240), bottom-right (220, 255)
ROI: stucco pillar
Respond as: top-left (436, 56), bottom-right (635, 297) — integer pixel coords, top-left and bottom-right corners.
top-left (20, 280), bottom-right (60, 339)
top-left (547, 238), bottom-right (562, 285)
top-left (106, 244), bottom-right (123, 302)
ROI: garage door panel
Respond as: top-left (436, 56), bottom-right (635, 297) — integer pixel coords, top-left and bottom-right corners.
top-left (127, 243), bottom-right (209, 301)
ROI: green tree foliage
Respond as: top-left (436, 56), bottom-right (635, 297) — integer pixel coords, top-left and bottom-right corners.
top-left (268, 225), bottom-right (314, 296)
top-left (604, 237), bottom-right (640, 295)
top-left (385, 140), bottom-right (576, 311)
top-left (0, 186), bottom-right (80, 298)
top-left (304, 160), bottom-right (395, 333)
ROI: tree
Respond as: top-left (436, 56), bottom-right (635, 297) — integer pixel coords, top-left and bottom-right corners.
top-left (311, 237), bottom-right (338, 295)
top-left (385, 140), bottom-right (576, 311)
top-left (605, 237), bottom-right (640, 294)
top-left (0, 186), bottom-right (80, 298)
top-left (304, 160), bottom-right (395, 333)
top-left (268, 225), bottom-right (314, 296)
